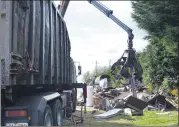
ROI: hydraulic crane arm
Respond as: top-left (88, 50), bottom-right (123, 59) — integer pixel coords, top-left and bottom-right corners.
top-left (88, 0), bottom-right (134, 49)
top-left (88, 0), bottom-right (143, 84)
top-left (59, 0), bottom-right (143, 85)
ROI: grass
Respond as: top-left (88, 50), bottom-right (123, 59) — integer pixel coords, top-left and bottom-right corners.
top-left (68, 107), bottom-right (178, 126)
top-left (132, 110), bottom-right (178, 126)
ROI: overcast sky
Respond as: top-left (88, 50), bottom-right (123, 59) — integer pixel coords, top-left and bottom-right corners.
top-left (54, 1), bottom-right (148, 82)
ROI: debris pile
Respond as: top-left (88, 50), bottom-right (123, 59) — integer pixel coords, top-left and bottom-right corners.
top-left (90, 82), bottom-right (177, 118)
top-left (93, 86), bottom-right (148, 111)
top-left (77, 75), bottom-right (178, 119)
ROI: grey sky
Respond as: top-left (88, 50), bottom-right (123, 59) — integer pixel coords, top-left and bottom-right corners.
top-left (54, 1), bottom-right (148, 82)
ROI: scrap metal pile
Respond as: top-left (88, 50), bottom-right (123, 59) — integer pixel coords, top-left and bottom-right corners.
top-left (92, 84), bottom-right (177, 118)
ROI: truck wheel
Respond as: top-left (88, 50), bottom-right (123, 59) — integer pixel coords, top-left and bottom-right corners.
top-left (43, 104), bottom-right (53, 126)
top-left (51, 99), bottom-right (63, 126)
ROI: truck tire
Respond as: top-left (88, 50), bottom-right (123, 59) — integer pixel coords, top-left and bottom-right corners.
top-left (50, 99), bottom-right (63, 126)
top-left (43, 104), bottom-right (53, 126)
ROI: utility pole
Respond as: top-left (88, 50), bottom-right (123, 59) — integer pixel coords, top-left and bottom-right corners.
top-left (95, 61), bottom-right (97, 74)
top-left (109, 59), bottom-right (111, 67)
top-left (92, 61), bottom-right (99, 75)
top-left (95, 60), bottom-right (100, 75)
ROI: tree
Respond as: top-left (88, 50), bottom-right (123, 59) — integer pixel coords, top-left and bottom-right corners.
top-left (83, 71), bottom-right (92, 83)
top-left (132, 1), bottom-right (179, 91)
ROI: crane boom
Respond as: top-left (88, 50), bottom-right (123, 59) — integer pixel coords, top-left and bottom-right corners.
top-left (87, 0), bottom-right (143, 97)
top-left (60, 0), bottom-right (134, 48)
top-left (88, 0), bottom-right (134, 49)
top-left (60, 0), bottom-right (143, 97)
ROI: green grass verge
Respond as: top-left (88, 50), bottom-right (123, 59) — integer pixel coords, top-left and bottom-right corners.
top-left (81, 107), bottom-right (178, 126)
top-left (132, 111), bottom-right (178, 126)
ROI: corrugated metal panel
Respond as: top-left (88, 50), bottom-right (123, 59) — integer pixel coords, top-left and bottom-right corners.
top-left (1, 1), bottom-right (76, 87)
top-left (61, 21), bottom-right (64, 83)
top-left (0, 1), bottom-right (13, 86)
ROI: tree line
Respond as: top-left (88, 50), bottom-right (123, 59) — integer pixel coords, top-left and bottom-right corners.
top-left (132, 1), bottom-right (179, 94)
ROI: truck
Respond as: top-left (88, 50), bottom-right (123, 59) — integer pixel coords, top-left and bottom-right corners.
top-left (0, 0), bottom-right (86, 126)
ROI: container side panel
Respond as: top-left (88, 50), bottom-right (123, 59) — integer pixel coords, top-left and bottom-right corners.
top-left (13, 1), bottom-right (30, 58)
top-left (66, 34), bottom-right (69, 84)
top-left (69, 58), bottom-right (73, 84)
top-left (65, 25), bottom-right (67, 84)
top-left (44, 1), bottom-right (50, 84)
top-left (52, 5), bottom-right (57, 84)
top-left (68, 36), bottom-right (71, 84)
top-left (57, 14), bottom-right (61, 84)
top-left (1, 0), bottom-right (74, 88)
top-left (63, 24), bottom-right (66, 83)
top-left (27, 1), bottom-right (36, 84)
top-left (69, 40), bottom-right (71, 83)
top-left (60, 21), bottom-right (64, 83)
top-left (47, 1), bottom-right (52, 84)
top-left (51, 4), bottom-right (56, 84)
top-left (33, 1), bottom-right (41, 84)
top-left (0, 1), bottom-right (13, 86)
top-left (11, 1), bottom-right (31, 85)
top-left (39, 1), bottom-right (45, 84)
top-left (11, 1), bottom-right (18, 53)
top-left (66, 36), bottom-right (68, 84)
top-left (34, 1), bottom-right (41, 72)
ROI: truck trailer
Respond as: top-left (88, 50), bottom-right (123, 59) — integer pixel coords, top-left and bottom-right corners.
top-left (0, 1), bottom-right (86, 126)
